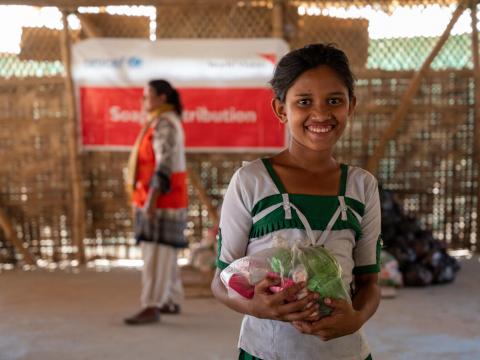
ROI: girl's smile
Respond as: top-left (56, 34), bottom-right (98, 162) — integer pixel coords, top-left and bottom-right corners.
top-left (305, 120), bottom-right (337, 135)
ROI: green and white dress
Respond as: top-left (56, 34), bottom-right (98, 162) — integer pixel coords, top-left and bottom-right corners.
top-left (216, 158), bottom-right (382, 360)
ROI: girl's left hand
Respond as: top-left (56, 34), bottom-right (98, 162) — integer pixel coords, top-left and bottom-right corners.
top-left (291, 298), bottom-right (363, 341)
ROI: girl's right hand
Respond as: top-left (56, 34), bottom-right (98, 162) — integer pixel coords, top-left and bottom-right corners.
top-left (248, 273), bottom-right (320, 322)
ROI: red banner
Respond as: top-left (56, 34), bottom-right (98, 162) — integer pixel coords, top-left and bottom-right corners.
top-left (80, 87), bottom-right (285, 151)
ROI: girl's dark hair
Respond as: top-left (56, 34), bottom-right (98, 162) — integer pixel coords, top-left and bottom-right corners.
top-left (148, 79), bottom-right (183, 116)
top-left (269, 43), bottom-right (355, 102)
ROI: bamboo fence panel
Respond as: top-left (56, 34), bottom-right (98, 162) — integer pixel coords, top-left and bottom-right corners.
top-left (0, 0), bottom-right (478, 267)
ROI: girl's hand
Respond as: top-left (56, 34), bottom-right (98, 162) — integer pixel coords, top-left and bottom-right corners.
top-left (291, 298), bottom-right (363, 341)
top-left (249, 273), bottom-right (320, 322)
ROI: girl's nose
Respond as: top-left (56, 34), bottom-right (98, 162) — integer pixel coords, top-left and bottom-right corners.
top-left (310, 106), bottom-right (332, 121)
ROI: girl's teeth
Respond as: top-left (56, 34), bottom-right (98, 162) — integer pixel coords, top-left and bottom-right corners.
top-left (307, 125), bottom-right (333, 133)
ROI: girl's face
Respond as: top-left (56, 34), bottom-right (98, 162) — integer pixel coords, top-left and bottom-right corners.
top-left (273, 65), bottom-right (356, 153)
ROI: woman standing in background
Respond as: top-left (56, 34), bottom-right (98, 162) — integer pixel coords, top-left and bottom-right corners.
top-left (124, 79), bottom-right (188, 325)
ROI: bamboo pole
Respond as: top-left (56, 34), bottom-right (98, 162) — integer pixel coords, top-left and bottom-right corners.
top-left (60, 10), bottom-right (87, 265)
top-left (471, 0), bottom-right (480, 250)
top-left (272, 0), bottom-right (284, 38)
top-left (187, 170), bottom-right (219, 227)
top-left (366, 0), bottom-right (469, 175)
top-left (76, 12), bottom-right (103, 38)
top-left (155, 5), bottom-right (163, 40)
top-left (0, 209), bottom-right (36, 266)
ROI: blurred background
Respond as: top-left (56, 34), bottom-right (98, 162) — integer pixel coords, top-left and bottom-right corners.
top-left (0, 1), bottom-right (479, 359)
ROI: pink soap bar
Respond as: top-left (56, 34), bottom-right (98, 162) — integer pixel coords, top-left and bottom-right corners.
top-left (269, 278), bottom-right (295, 293)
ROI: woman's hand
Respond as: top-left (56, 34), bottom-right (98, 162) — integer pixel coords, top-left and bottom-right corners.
top-left (142, 201), bottom-right (156, 219)
top-left (291, 298), bottom-right (363, 341)
top-left (248, 273), bottom-right (320, 322)
top-left (142, 188), bottom-right (159, 219)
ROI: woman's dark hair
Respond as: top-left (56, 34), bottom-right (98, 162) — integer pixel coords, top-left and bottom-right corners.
top-left (269, 43), bottom-right (355, 102)
top-left (148, 79), bottom-right (183, 116)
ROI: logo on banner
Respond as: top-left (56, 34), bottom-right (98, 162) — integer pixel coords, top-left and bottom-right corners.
top-left (205, 53), bottom-right (276, 72)
top-left (258, 53), bottom-right (277, 65)
top-left (85, 56), bottom-right (143, 69)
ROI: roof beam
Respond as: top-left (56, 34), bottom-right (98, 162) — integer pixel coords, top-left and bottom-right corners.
top-left (0, 0), bottom-right (237, 6)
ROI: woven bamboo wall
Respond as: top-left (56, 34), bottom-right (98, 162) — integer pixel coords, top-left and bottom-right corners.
top-left (344, 69), bottom-right (476, 249)
top-left (0, 0), bottom-right (478, 267)
top-left (0, 77), bottom-right (72, 264)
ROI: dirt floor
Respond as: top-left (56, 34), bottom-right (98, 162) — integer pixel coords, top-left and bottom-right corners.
top-left (1, 256), bottom-right (479, 360)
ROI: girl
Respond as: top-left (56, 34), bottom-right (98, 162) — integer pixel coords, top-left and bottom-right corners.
top-left (211, 44), bottom-right (381, 359)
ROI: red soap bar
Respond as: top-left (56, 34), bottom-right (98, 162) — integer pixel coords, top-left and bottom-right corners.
top-left (228, 274), bottom-right (255, 299)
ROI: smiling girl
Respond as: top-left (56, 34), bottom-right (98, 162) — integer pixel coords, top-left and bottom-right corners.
top-left (211, 44), bottom-right (382, 360)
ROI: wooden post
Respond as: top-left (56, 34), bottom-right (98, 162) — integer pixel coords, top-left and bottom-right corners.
top-left (0, 209), bottom-right (36, 265)
top-left (60, 9), bottom-right (87, 265)
top-left (272, 0), bottom-right (284, 38)
top-left (366, 0), bottom-right (469, 175)
top-left (155, 5), bottom-right (172, 40)
top-left (471, 0), bottom-right (480, 250)
top-left (76, 12), bottom-right (103, 38)
top-left (187, 170), bottom-right (219, 227)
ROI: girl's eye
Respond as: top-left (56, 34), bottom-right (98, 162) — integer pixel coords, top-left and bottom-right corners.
top-left (328, 98), bottom-right (343, 106)
top-left (297, 99), bottom-right (311, 106)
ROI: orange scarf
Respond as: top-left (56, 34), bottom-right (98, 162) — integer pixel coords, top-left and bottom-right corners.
top-left (125, 104), bottom-right (174, 197)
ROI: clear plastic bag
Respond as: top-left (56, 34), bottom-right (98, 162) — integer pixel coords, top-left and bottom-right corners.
top-left (379, 250), bottom-right (403, 287)
top-left (220, 236), bottom-right (350, 315)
